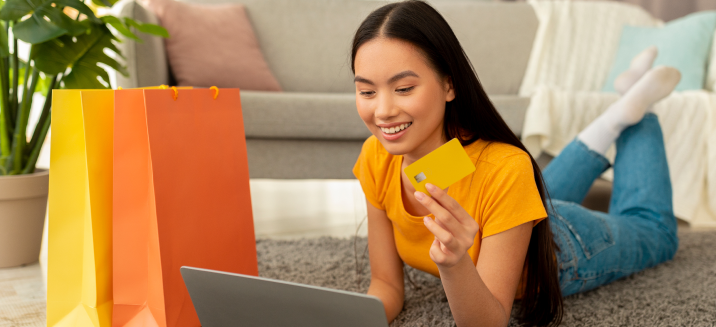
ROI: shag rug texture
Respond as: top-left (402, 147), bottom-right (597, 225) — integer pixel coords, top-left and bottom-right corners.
top-left (256, 230), bottom-right (716, 327)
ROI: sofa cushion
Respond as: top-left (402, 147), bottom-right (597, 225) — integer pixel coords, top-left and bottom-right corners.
top-left (241, 91), bottom-right (368, 140)
top-left (246, 139), bottom-right (364, 179)
top-left (180, 0), bottom-right (537, 95)
top-left (603, 11), bottom-right (716, 92)
top-left (148, 0), bottom-right (282, 90)
top-left (240, 91), bottom-right (530, 140)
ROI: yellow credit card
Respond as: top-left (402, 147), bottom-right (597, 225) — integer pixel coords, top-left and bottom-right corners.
top-left (403, 138), bottom-right (476, 195)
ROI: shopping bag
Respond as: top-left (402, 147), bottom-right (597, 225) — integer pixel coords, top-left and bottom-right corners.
top-left (47, 90), bottom-right (114, 326)
top-left (112, 88), bottom-right (258, 327)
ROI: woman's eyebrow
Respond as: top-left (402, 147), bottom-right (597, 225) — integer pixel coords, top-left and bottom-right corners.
top-left (354, 70), bottom-right (419, 85)
top-left (388, 70), bottom-right (419, 84)
top-left (354, 76), bottom-right (374, 85)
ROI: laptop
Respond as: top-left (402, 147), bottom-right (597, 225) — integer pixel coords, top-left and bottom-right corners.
top-left (181, 266), bottom-right (389, 327)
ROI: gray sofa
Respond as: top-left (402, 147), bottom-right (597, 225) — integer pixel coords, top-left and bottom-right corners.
top-left (115, 0), bottom-right (538, 179)
top-left (116, 0), bottom-right (612, 211)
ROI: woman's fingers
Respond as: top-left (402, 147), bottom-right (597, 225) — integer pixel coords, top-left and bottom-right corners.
top-left (414, 190), bottom-right (463, 235)
top-left (424, 183), bottom-right (473, 225)
top-left (429, 235), bottom-right (459, 267)
top-left (415, 183), bottom-right (482, 268)
top-left (428, 238), bottom-right (442, 263)
top-left (423, 216), bottom-right (457, 249)
top-left (425, 216), bottom-right (469, 267)
top-left (423, 183), bottom-right (480, 238)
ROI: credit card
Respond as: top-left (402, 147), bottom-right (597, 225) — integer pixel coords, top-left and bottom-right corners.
top-left (403, 138), bottom-right (476, 196)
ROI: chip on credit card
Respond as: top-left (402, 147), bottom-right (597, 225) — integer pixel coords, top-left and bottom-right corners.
top-left (403, 138), bottom-right (476, 196)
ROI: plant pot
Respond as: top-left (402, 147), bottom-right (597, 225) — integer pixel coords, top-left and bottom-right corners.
top-left (0, 169), bottom-right (49, 268)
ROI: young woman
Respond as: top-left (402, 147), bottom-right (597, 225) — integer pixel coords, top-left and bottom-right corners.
top-left (350, 1), bottom-right (681, 326)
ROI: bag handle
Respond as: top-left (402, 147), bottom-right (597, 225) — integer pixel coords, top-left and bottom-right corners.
top-left (153, 85), bottom-right (220, 100)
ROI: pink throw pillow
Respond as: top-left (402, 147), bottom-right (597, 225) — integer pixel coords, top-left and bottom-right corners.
top-left (144, 0), bottom-right (282, 91)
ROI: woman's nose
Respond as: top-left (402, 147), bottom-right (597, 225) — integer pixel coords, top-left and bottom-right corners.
top-left (374, 94), bottom-right (398, 120)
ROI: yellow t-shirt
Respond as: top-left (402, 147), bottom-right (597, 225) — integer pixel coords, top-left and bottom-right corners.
top-left (352, 135), bottom-right (547, 278)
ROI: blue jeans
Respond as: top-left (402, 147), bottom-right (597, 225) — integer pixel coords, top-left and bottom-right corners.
top-left (542, 113), bottom-right (678, 297)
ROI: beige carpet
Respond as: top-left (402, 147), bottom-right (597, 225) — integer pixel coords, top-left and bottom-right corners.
top-left (2, 230), bottom-right (713, 326)
top-left (257, 230), bottom-right (716, 326)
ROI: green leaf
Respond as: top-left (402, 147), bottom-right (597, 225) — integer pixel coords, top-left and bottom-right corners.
top-left (0, 0), bottom-right (42, 21)
top-left (10, 3), bottom-right (88, 44)
top-left (62, 61), bottom-right (111, 88)
top-left (3, 0), bottom-right (98, 44)
top-left (125, 17), bottom-right (169, 38)
top-left (12, 10), bottom-right (68, 44)
top-left (55, 0), bottom-right (101, 23)
top-left (102, 15), bottom-right (140, 41)
top-left (91, 0), bottom-right (117, 8)
top-left (0, 0), bottom-right (100, 21)
top-left (34, 24), bottom-right (128, 89)
top-left (54, 10), bottom-right (89, 36)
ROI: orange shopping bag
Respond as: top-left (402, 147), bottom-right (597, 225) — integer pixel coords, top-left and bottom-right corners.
top-left (112, 88), bottom-right (258, 327)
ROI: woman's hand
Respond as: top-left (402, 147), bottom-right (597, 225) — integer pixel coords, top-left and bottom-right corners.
top-left (415, 183), bottom-right (480, 269)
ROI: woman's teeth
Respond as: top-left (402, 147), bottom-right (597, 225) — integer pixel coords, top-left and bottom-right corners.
top-left (381, 122), bottom-right (412, 134)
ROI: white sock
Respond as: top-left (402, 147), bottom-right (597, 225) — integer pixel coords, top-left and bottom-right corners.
top-left (578, 66), bottom-right (681, 155)
top-left (614, 46), bottom-right (658, 95)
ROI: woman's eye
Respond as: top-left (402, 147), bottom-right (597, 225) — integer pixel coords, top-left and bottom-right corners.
top-left (396, 86), bottom-right (414, 93)
top-left (359, 91), bottom-right (375, 96)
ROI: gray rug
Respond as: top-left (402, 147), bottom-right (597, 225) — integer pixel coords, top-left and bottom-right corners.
top-left (256, 230), bottom-right (716, 327)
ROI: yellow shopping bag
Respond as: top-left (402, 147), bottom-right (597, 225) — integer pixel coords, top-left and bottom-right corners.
top-left (47, 90), bottom-right (114, 326)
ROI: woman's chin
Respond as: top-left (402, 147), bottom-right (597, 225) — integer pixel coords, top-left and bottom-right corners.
top-left (378, 138), bottom-right (414, 156)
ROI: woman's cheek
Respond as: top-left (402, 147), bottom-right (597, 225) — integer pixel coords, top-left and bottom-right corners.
top-left (356, 100), bottom-right (376, 129)
top-left (399, 93), bottom-right (430, 123)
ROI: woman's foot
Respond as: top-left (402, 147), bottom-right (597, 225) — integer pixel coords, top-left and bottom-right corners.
top-left (608, 66), bottom-right (681, 130)
top-left (578, 66), bottom-right (681, 156)
top-left (614, 46), bottom-right (658, 95)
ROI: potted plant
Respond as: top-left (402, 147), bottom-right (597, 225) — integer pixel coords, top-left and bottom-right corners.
top-left (0, 0), bottom-right (167, 268)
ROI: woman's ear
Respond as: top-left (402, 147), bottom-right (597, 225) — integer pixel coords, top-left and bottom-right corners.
top-left (445, 76), bottom-right (456, 102)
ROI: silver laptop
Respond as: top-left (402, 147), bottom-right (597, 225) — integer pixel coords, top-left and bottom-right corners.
top-left (181, 266), bottom-right (389, 327)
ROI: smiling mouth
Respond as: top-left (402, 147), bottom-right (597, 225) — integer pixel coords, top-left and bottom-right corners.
top-left (380, 122), bottom-right (412, 134)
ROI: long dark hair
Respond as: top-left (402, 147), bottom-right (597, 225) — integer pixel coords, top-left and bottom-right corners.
top-left (351, 1), bottom-right (563, 326)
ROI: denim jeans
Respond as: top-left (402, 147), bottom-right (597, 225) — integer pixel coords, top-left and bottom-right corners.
top-left (542, 113), bottom-right (679, 297)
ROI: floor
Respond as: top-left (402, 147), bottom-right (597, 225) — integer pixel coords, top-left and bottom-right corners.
top-left (0, 179), bottom-right (706, 326)
top-left (249, 179), bottom-right (369, 239)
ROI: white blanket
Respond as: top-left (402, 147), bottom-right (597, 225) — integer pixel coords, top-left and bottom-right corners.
top-left (523, 88), bottom-right (716, 227)
top-left (520, 0), bottom-right (660, 96)
top-left (521, 1), bottom-right (716, 226)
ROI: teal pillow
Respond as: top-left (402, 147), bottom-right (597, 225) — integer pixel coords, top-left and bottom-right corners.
top-left (602, 11), bottom-right (716, 92)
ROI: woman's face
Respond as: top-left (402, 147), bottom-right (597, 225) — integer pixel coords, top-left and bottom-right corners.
top-left (354, 37), bottom-right (455, 160)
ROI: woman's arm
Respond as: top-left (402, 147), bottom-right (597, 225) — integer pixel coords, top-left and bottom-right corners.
top-left (365, 199), bottom-right (405, 323)
top-left (439, 222), bottom-right (532, 327)
top-left (417, 183), bottom-right (533, 327)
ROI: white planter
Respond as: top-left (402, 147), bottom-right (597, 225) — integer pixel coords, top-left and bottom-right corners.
top-left (0, 169), bottom-right (49, 268)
